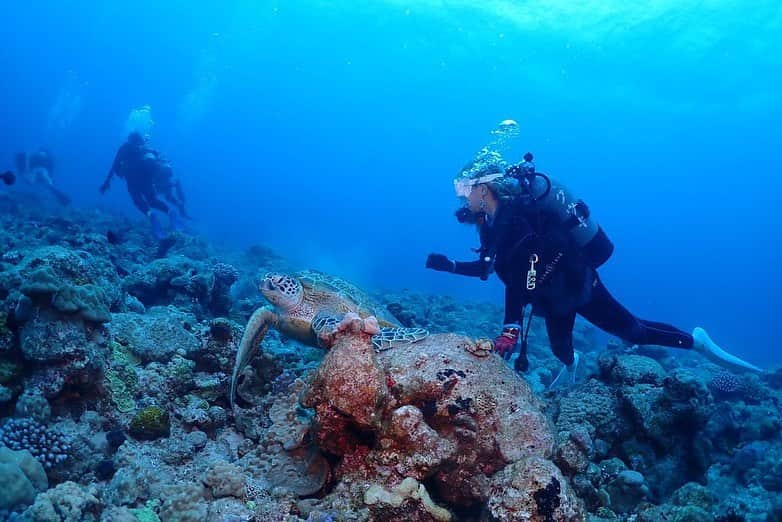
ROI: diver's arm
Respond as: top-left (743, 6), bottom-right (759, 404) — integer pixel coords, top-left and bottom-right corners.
top-left (426, 253), bottom-right (487, 278)
top-left (100, 148), bottom-right (124, 192)
top-left (99, 169), bottom-right (115, 193)
top-left (453, 260), bottom-right (489, 277)
top-left (107, 151), bottom-right (121, 178)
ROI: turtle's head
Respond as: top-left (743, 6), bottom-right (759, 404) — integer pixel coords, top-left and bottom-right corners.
top-left (260, 273), bottom-right (303, 311)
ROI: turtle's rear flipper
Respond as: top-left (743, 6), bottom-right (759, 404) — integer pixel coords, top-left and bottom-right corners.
top-left (230, 307), bottom-right (278, 411)
top-left (372, 327), bottom-right (429, 352)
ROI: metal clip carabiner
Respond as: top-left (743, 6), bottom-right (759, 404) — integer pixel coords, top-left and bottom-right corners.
top-left (526, 254), bottom-right (539, 290)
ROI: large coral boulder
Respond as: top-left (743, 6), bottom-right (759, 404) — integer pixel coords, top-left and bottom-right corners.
top-left (302, 329), bottom-right (566, 514)
top-left (19, 311), bottom-right (109, 397)
top-left (379, 334), bottom-right (554, 505)
top-left (110, 307), bottom-right (200, 363)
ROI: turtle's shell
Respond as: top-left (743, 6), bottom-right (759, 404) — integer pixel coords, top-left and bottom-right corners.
top-left (295, 269), bottom-right (398, 327)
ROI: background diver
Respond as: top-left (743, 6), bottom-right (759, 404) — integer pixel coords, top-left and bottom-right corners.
top-left (13, 148), bottom-right (71, 205)
top-left (426, 154), bottom-right (761, 387)
top-left (99, 132), bottom-right (188, 238)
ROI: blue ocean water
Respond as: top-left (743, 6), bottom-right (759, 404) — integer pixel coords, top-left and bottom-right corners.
top-left (2, 1), bottom-right (780, 366)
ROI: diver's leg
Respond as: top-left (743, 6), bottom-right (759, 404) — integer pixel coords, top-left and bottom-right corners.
top-left (545, 312), bottom-right (577, 365)
top-left (127, 182), bottom-right (151, 215)
top-left (36, 168), bottom-right (70, 205)
top-left (546, 312), bottom-right (580, 388)
top-left (48, 185), bottom-right (71, 206)
top-left (141, 184), bottom-right (169, 214)
top-left (162, 187), bottom-right (188, 221)
top-left (580, 275), bottom-right (761, 372)
top-left (127, 179), bottom-right (165, 237)
top-left (161, 186), bottom-right (177, 207)
top-left (32, 167), bottom-right (53, 186)
top-left (578, 275), bottom-right (692, 348)
top-left (172, 179), bottom-right (190, 217)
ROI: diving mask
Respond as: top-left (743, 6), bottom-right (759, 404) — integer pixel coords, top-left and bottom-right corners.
top-left (453, 172), bottom-right (505, 199)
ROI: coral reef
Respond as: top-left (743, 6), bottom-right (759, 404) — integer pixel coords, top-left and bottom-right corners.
top-left (0, 193), bottom-right (779, 521)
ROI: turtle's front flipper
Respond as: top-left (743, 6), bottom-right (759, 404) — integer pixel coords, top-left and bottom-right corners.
top-left (372, 327), bottom-right (429, 352)
top-left (230, 307), bottom-right (279, 411)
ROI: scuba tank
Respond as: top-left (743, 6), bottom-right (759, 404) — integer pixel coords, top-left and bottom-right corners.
top-left (506, 153), bottom-right (614, 268)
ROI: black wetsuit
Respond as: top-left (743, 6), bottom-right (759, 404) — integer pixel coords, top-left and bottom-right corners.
top-left (453, 198), bottom-right (693, 365)
top-left (152, 161), bottom-right (188, 217)
top-left (108, 142), bottom-right (169, 215)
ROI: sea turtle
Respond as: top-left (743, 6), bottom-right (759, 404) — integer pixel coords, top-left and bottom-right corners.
top-left (230, 270), bottom-right (428, 409)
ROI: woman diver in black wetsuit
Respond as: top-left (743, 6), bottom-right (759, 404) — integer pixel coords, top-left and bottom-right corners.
top-left (426, 152), bottom-right (761, 387)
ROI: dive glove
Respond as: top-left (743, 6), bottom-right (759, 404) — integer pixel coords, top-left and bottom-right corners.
top-left (493, 323), bottom-right (520, 361)
top-left (426, 253), bottom-right (455, 273)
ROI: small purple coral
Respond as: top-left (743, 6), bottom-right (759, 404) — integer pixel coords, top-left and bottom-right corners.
top-left (0, 418), bottom-right (71, 469)
top-left (709, 371), bottom-right (743, 399)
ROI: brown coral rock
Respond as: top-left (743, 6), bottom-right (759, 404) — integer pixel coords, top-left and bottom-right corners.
top-left (377, 405), bottom-right (456, 480)
top-left (301, 326), bottom-right (388, 432)
top-left (203, 461), bottom-right (246, 498)
top-left (485, 457), bottom-right (584, 522)
top-left (303, 332), bottom-right (555, 507)
top-left (382, 334), bottom-right (553, 504)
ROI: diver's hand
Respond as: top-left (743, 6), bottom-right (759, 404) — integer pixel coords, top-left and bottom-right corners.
top-left (493, 324), bottom-right (520, 361)
top-left (99, 181), bottom-right (110, 194)
top-left (425, 253), bottom-right (455, 273)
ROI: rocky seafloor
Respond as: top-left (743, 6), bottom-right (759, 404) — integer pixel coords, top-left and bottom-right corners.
top-left (1, 191), bottom-right (781, 522)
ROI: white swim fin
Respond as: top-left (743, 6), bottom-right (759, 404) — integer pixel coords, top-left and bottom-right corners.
top-left (692, 327), bottom-right (762, 372)
top-left (549, 351), bottom-right (580, 390)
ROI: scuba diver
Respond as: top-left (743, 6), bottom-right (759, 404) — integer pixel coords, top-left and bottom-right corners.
top-left (1, 171), bottom-right (15, 186)
top-left (13, 148), bottom-right (71, 205)
top-left (426, 154), bottom-right (761, 387)
top-left (99, 132), bottom-right (187, 238)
